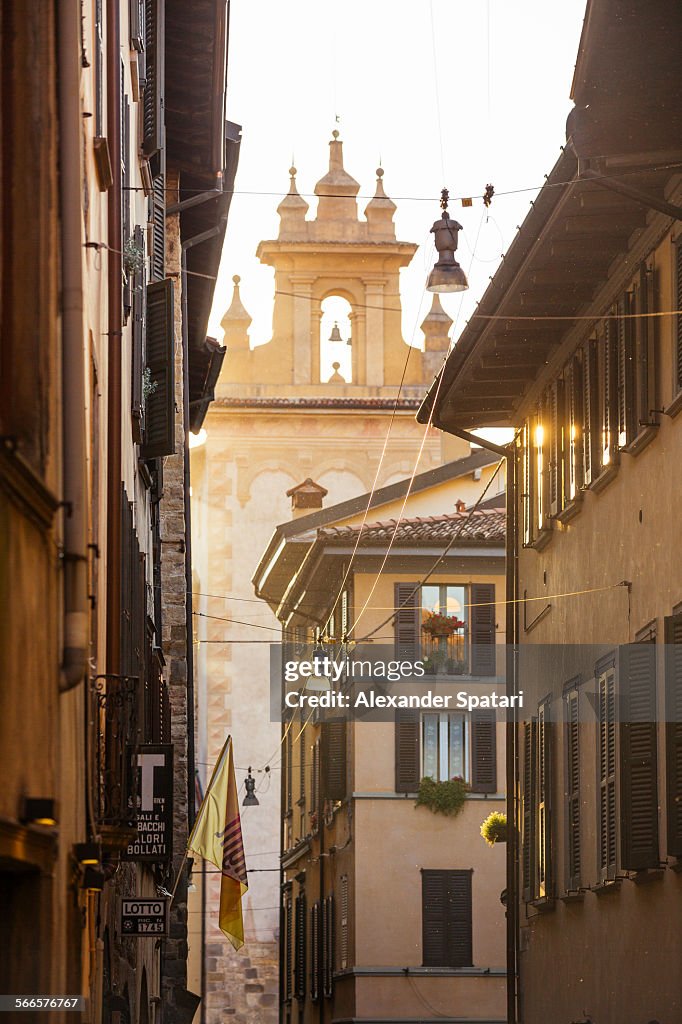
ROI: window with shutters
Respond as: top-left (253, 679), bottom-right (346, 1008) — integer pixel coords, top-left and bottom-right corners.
top-left (564, 684), bottom-right (581, 890)
top-left (131, 225), bottom-right (146, 443)
top-left (635, 263), bottom-right (656, 435)
top-left (338, 875), bottom-right (349, 970)
top-left (311, 739), bottom-right (320, 834)
top-left (141, 278), bottom-right (175, 459)
top-left (665, 612), bottom-right (682, 858)
top-left (535, 700), bottom-right (552, 899)
top-left (598, 662), bottom-right (617, 880)
top-left (548, 379), bottom-right (565, 517)
top-left (521, 421), bottom-right (537, 545)
top-left (397, 708), bottom-right (496, 794)
top-left (566, 354), bottom-right (584, 503)
top-left (421, 869), bottom-right (473, 968)
top-left (395, 582), bottom-right (496, 677)
top-left (149, 171), bottom-right (166, 282)
top-left (284, 724), bottom-right (293, 817)
top-left (534, 408), bottom-right (546, 530)
top-left (601, 318), bottom-right (619, 469)
top-left (421, 584), bottom-right (468, 673)
top-left (619, 640), bottom-right (659, 871)
top-left (521, 719), bottom-right (536, 902)
top-left (294, 892), bottom-right (306, 1001)
top-left (616, 293), bottom-right (637, 448)
top-left (142, 0), bottom-right (164, 161)
top-left (582, 337), bottom-right (599, 485)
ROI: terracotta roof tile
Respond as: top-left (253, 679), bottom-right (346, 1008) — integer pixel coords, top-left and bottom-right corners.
top-left (318, 508), bottom-right (506, 547)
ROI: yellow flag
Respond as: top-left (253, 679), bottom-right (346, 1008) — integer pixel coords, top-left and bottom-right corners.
top-left (188, 736), bottom-right (248, 948)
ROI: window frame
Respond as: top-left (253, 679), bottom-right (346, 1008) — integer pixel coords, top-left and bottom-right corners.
top-left (421, 711), bottom-right (469, 783)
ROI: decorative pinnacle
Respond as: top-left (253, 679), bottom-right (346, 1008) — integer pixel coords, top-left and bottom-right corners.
top-left (332, 129), bottom-right (340, 139)
top-left (233, 274), bottom-right (240, 285)
top-left (289, 166), bottom-right (297, 178)
top-left (376, 167), bottom-right (384, 178)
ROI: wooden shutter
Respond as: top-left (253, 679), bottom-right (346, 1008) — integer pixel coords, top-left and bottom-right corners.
top-left (567, 354), bottom-right (584, 501)
top-left (141, 278), bottom-right (175, 459)
top-left (283, 889), bottom-right (293, 1002)
top-left (470, 583), bottom-right (496, 676)
top-left (311, 739), bottom-right (320, 825)
top-left (583, 338), bottom-right (598, 484)
top-left (294, 892), bottom-right (307, 1001)
top-left (471, 708), bottom-right (497, 793)
top-left (522, 719), bottom-right (536, 901)
top-left (131, 224), bottom-right (146, 442)
top-left (394, 582), bottom-right (420, 659)
top-left (522, 422), bottom-right (535, 545)
top-left (536, 702), bottom-right (552, 898)
top-left (598, 666), bottom-right (617, 879)
top-left (603, 318), bottom-right (619, 466)
top-left (299, 722), bottom-right (306, 804)
top-left (617, 293), bottom-right (636, 447)
top-left (142, 0), bottom-right (164, 158)
top-left (395, 709), bottom-right (420, 792)
top-left (285, 726), bottom-right (293, 815)
top-left (549, 378), bottom-right (564, 516)
top-left (310, 901), bottom-right (320, 1001)
top-left (636, 263), bottom-right (656, 429)
top-left (619, 642), bottom-right (659, 871)
top-left (321, 720), bottom-right (346, 802)
top-left (566, 688), bottom-right (581, 888)
top-left (665, 614), bottom-right (682, 857)
top-left (339, 875), bottom-right (349, 970)
top-left (149, 171), bottom-right (166, 282)
top-left (322, 895), bottom-right (334, 998)
top-left (422, 870), bottom-right (472, 968)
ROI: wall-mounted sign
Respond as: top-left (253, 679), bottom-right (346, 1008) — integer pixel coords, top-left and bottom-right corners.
top-left (122, 744), bottom-right (173, 862)
top-left (121, 897), bottom-right (169, 936)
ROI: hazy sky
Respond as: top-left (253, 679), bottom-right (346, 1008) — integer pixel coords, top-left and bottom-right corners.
top-left (210, 0), bottom-right (587, 376)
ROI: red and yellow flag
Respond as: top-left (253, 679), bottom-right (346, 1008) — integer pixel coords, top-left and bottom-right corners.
top-left (188, 736), bottom-right (248, 948)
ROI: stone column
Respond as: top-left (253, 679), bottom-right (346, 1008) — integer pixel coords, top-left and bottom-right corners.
top-left (290, 275), bottom-right (315, 384)
top-left (364, 280), bottom-right (385, 387)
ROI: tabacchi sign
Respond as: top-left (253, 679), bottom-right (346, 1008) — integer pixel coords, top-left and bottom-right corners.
top-left (123, 744), bottom-right (173, 862)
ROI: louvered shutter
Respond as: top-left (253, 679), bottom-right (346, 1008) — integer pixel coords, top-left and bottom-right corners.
top-left (665, 614), bottom-right (682, 857)
top-left (141, 279), bottom-right (175, 459)
top-left (522, 422), bottom-right (534, 545)
top-left (394, 582), bottom-right (420, 659)
top-left (395, 709), bottom-right (420, 792)
top-left (322, 895), bottom-right (334, 998)
top-left (471, 708), bottom-right (497, 793)
top-left (675, 240), bottom-right (682, 393)
top-left (131, 224), bottom-right (146, 443)
top-left (568, 355), bottom-right (584, 500)
top-left (311, 739), bottom-right (320, 825)
top-left (321, 720), bottom-right (346, 802)
top-left (299, 724), bottom-right (306, 804)
top-left (583, 338), bottom-right (598, 484)
top-left (422, 870), bottom-right (472, 968)
top-left (536, 703), bottom-right (552, 897)
top-left (470, 583), bottom-right (496, 676)
top-left (549, 378), bottom-right (564, 516)
top-left (566, 689), bottom-right (581, 888)
top-left (284, 725), bottom-right (292, 815)
top-left (310, 901), bottom-right (320, 1001)
top-left (149, 171), bottom-right (166, 281)
top-left (619, 642), bottom-right (659, 870)
top-left (294, 892), bottom-right (307, 1001)
top-left (636, 263), bottom-right (655, 428)
top-left (522, 720), bottom-right (536, 901)
top-left (142, 0), bottom-right (164, 158)
top-left (617, 293), bottom-right (636, 447)
top-left (598, 667), bottom-right (617, 879)
top-left (120, 488), bottom-right (133, 676)
top-left (283, 889), bottom-right (293, 1002)
top-left (603, 318), bottom-right (619, 465)
top-left (339, 875), bottom-right (349, 970)
top-left (129, 0), bottom-right (144, 50)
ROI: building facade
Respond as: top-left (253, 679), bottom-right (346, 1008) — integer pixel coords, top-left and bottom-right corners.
top-left (252, 463), bottom-right (509, 1024)
top-left (422, 2), bottom-right (682, 1021)
top-left (190, 136), bottom-right (466, 1024)
top-left (0, 2), bottom-right (237, 1021)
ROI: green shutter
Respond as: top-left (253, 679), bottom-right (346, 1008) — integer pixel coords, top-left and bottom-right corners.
top-left (141, 279), bottom-right (175, 459)
top-left (619, 642), bottom-right (659, 871)
top-left (665, 614), bottom-right (682, 857)
top-left (471, 708), bottom-right (497, 793)
top-left (470, 583), bottom-right (496, 676)
top-left (395, 709), bottom-right (420, 793)
top-left (321, 720), bottom-right (347, 802)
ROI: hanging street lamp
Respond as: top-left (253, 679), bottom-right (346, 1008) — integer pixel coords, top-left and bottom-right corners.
top-left (426, 188), bottom-right (469, 293)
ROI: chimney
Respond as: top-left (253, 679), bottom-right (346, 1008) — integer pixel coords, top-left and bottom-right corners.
top-left (455, 499), bottom-right (466, 512)
top-left (286, 478), bottom-right (328, 517)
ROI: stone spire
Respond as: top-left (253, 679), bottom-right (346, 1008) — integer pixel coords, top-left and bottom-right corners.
top-left (364, 167), bottom-right (397, 239)
top-left (277, 166), bottom-right (309, 238)
top-left (314, 130), bottom-right (360, 222)
top-left (221, 275), bottom-right (252, 351)
top-left (421, 293), bottom-right (453, 380)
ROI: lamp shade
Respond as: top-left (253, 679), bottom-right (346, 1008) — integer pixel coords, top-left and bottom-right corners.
top-left (21, 797), bottom-right (58, 827)
top-left (74, 842), bottom-right (100, 865)
top-left (81, 867), bottom-right (105, 893)
top-left (426, 261), bottom-right (469, 293)
top-left (427, 209), bottom-right (469, 293)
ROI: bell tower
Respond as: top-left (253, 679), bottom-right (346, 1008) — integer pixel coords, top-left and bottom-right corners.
top-left (220, 132), bottom-right (427, 390)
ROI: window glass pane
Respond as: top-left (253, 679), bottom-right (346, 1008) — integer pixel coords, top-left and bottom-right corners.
top-left (422, 585), bottom-right (440, 616)
top-left (445, 586), bottom-right (466, 617)
top-left (423, 714), bottom-right (439, 779)
top-left (448, 713), bottom-right (466, 779)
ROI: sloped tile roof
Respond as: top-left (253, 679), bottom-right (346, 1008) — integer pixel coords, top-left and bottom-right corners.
top-left (318, 508), bottom-right (506, 547)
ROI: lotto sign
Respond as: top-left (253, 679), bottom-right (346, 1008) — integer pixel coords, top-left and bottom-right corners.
top-left (121, 897), bottom-right (169, 936)
top-left (123, 744), bottom-right (173, 862)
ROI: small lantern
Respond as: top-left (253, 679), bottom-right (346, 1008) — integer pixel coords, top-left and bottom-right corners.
top-left (21, 797), bottom-right (58, 827)
top-left (80, 867), bottom-right (105, 893)
top-left (74, 842), bottom-right (100, 865)
top-left (243, 768), bottom-right (259, 807)
top-left (426, 189), bottom-right (469, 293)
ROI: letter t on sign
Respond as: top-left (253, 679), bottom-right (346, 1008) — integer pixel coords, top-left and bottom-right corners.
top-left (138, 752), bottom-right (166, 811)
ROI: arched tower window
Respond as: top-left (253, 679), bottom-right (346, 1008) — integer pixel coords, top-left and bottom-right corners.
top-left (320, 296), bottom-right (352, 383)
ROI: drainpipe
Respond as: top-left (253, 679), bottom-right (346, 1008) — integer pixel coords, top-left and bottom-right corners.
top-left (434, 426), bottom-right (519, 1024)
top-left (105, 0), bottom-right (122, 677)
top-left (58, 0), bottom-right (88, 692)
